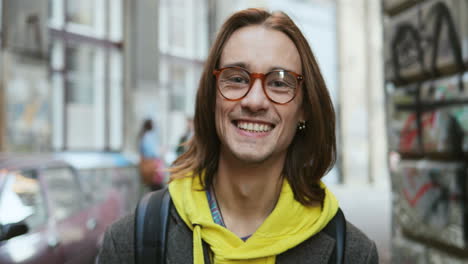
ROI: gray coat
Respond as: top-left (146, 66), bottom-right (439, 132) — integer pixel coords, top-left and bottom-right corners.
top-left (98, 205), bottom-right (379, 263)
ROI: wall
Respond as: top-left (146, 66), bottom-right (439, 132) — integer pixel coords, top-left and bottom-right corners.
top-left (337, 0), bottom-right (387, 185)
top-left (155, 0), bottom-right (208, 163)
top-left (384, 0), bottom-right (468, 262)
top-left (0, 0), bottom-right (5, 152)
top-left (2, 0), bottom-right (51, 152)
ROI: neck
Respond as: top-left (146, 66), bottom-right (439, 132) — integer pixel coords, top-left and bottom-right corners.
top-left (213, 150), bottom-right (285, 237)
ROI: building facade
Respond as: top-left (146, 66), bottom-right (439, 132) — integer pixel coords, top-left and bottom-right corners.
top-left (0, 0), bottom-right (126, 152)
top-left (1, 0), bottom-right (51, 152)
top-left (49, 0), bottom-right (124, 151)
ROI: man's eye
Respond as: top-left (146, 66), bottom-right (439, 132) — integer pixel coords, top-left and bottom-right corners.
top-left (228, 76), bottom-right (248, 83)
top-left (271, 81), bottom-right (287, 87)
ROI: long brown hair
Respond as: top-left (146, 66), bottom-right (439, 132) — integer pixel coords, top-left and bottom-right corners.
top-left (170, 8), bottom-right (336, 205)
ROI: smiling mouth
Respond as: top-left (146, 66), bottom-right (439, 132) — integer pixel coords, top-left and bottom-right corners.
top-left (233, 120), bottom-right (275, 133)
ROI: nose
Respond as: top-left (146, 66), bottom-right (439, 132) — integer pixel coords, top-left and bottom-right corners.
top-left (239, 78), bottom-right (269, 112)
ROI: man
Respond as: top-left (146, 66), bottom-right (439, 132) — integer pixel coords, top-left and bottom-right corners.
top-left (98, 8), bottom-right (378, 264)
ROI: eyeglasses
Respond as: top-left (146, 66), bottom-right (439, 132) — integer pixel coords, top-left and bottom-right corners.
top-left (213, 67), bottom-right (303, 105)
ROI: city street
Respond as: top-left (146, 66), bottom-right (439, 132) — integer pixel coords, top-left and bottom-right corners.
top-left (3, 0), bottom-right (467, 262)
top-left (329, 183), bottom-right (392, 264)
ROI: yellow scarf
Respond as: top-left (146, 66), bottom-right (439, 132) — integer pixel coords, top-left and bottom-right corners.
top-left (168, 174), bottom-right (339, 264)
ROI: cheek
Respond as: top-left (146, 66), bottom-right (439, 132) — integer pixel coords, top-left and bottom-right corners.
top-left (215, 96), bottom-right (228, 137)
top-left (214, 99), bottom-right (222, 132)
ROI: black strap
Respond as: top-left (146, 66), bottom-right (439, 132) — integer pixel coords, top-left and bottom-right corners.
top-left (134, 188), bottom-right (171, 264)
top-left (323, 208), bottom-right (346, 264)
top-left (135, 189), bottom-right (346, 264)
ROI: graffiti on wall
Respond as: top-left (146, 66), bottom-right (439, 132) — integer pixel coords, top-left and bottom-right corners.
top-left (388, 75), bottom-right (468, 155)
top-left (385, 0), bottom-right (467, 83)
top-left (396, 162), bottom-right (466, 248)
top-left (385, 0), bottom-right (468, 256)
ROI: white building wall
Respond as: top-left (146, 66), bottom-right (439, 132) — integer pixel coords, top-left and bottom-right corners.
top-left (337, 0), bottom-right (370, 184)
top-left (366, 0), bottom-right (387, 185)
top-left (337, 0), bottom-right (388, 185)
top-left (157, 0), bottom-right (208, 163)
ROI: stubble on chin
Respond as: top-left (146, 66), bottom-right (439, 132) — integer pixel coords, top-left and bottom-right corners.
top-left (221, 142), bottom-right (276, 167)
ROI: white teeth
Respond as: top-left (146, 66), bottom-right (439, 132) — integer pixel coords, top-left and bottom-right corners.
top-left (237, 121), bottom-right (273, 132)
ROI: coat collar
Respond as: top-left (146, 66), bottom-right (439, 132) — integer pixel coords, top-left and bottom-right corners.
top-left (276, 231), bottom-right (335, 264)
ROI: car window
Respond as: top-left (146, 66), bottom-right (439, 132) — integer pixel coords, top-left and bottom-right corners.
top-left (0, 171), bottom-right (47, 230)
top-left (79, 168), bottom-right (104, 203)
top-left (42, 167), bottom-right (83, 221)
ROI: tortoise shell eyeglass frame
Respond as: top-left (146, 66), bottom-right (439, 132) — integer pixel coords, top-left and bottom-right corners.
top-left (212, 67), bottom-right (304, 105)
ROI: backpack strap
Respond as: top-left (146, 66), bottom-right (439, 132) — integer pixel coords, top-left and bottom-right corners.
top-left (322, 208), bottom-right (347, 264)
top-left (134, 188), bottom-right (171, 264)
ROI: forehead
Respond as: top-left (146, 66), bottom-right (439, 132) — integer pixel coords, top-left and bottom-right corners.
top-left (220, 25), bottom-right (302, 73)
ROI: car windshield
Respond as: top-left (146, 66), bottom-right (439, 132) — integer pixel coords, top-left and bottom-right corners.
top-left (0, 174), bottom-right (34, 225)
top-left (0, 171), bottom-right (44, 227)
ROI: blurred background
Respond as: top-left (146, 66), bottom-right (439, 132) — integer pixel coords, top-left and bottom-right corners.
top-left (0, 0), bottom-right (467, 263)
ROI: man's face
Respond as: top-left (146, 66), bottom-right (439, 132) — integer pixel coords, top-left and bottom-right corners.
top-left (215, 25), bottom-right (304, 165)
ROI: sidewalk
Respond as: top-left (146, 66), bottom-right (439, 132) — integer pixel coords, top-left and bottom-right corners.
top-left (328, 183), bottom-right (392, 264)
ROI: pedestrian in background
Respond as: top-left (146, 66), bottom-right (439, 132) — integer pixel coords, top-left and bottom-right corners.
top-left (99, 8), bottom-right (378, 264)
top-left (176, 117), bottom-right (194, 157)
top-left (137, 118), bottom-right (165, 191)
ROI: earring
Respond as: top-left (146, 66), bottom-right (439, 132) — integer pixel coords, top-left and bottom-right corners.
top-left (297, 121), bottom-right (306, 130)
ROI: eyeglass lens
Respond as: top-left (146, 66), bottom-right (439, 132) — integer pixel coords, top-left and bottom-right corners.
top-left (218, 68), bottom-right (297, 104)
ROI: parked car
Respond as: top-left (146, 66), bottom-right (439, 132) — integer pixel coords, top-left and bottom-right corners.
top-left (56, 152), bottom-right (140, 214)
top-left (0, 153), bottom-right (136, 264)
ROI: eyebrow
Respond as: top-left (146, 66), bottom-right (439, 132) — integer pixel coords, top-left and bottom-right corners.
top-left (220, 62), bottom-right (298, 73)
top-left (221, 62), bottom-right (247, 69)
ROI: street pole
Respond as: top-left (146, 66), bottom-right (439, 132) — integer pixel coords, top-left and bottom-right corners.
top-left (207, 0), bottom-right (216, 46)
top-left (0, 0), bottom-right (7, 152)
top-left (0, 75), bottom-right (4, 153)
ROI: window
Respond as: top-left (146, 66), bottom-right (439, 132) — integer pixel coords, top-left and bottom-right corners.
top-left (77, 168), bottom-right (112, 203)
top-left (170, 64), bottom-right (187, 111)
top-left (49, 0), bottom-right (65, 29)
top-left (66, 0), bottom-right (94, 27)
top-left (66, 42), bottom-right (103, 105)
top-left (108, 0), bottom-right (123, 41)
top-left (49, 0), bottom-right (124, 151)
top-left (109, 48), bottom-right (123, 149)
top-left (65, 0), bottom-right (105, 37)
top-left (42, 167), bottom-right (82, 221)
top-left (0, 171), bottom-right (47, 230)
top-left (64, 42), bottom-right (105, 149)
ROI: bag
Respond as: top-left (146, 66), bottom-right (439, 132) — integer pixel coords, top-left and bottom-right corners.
top-left (138, 158), bottom-right (165, 186)
top-left (134, 188), bottom-right (347, 264)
